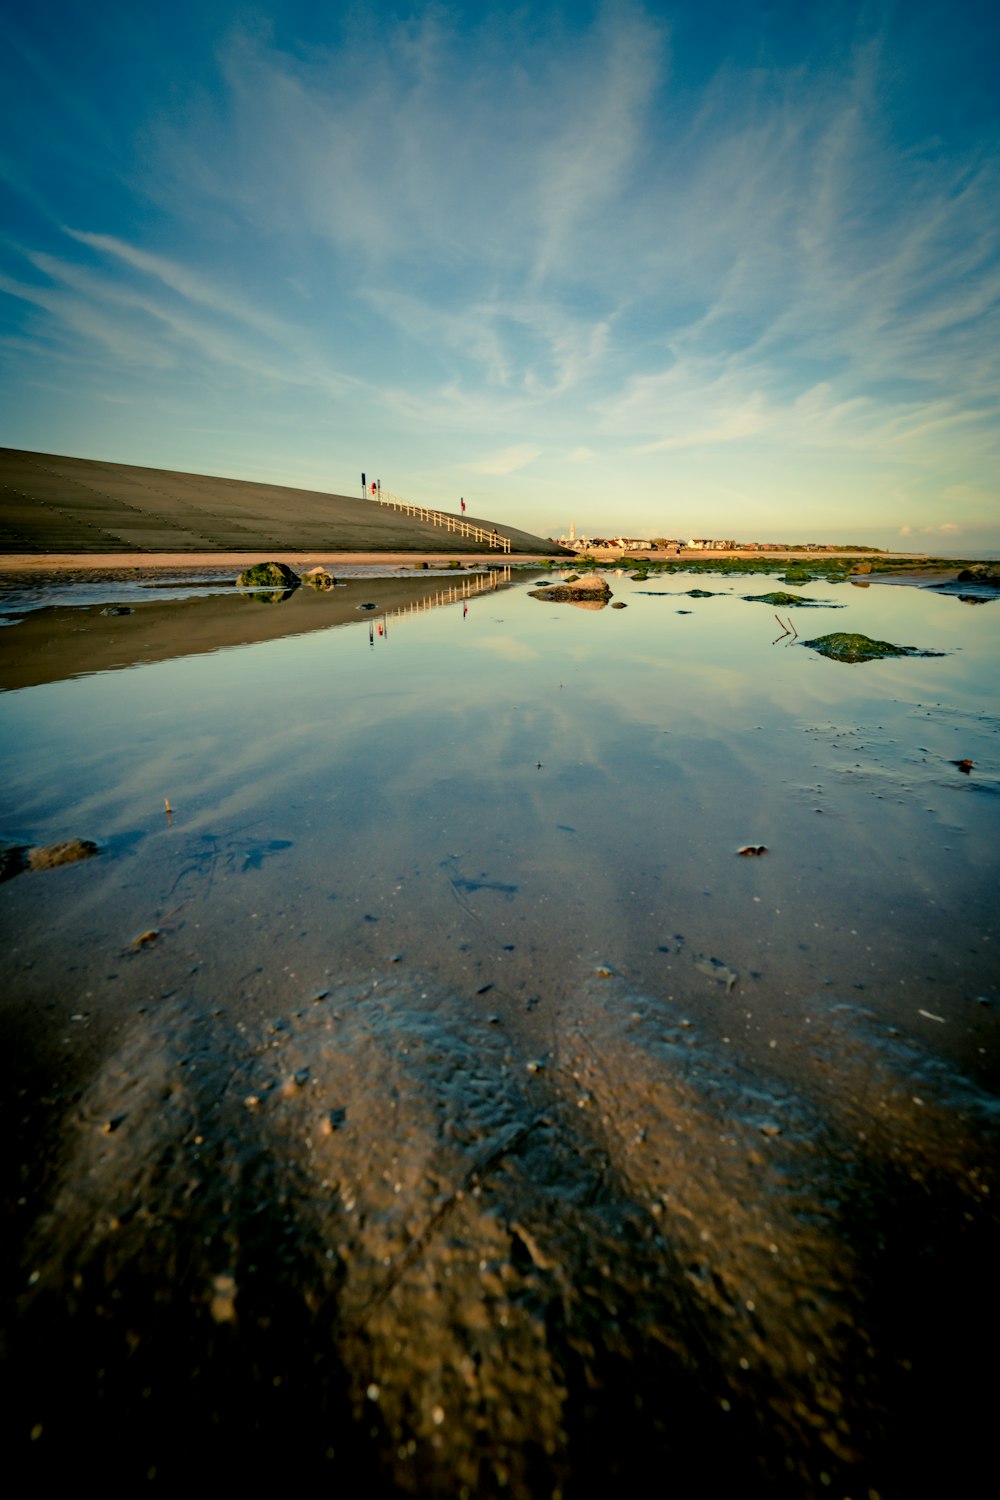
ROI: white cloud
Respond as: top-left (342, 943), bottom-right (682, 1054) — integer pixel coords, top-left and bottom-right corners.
top-left (465, 444), bottom-right (541, 476)
top-left (65, 230), bottom-right (295, 343)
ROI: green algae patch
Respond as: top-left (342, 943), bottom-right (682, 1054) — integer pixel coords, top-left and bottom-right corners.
top-left (237, 561), bottom-right (301, 589)
top-left (801, 631), bottom-right (945, 663)
top-left (743, 590), bottom-right (833, 607)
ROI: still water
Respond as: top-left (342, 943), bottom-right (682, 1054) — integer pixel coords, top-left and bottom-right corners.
top-left (2, 566), bottom-right (998, 1495)
top-left (2, 567), bottom-right (997, 1074)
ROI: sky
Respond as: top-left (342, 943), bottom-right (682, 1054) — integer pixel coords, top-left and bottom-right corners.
top-left (1, 0), bottom-right (998, 552)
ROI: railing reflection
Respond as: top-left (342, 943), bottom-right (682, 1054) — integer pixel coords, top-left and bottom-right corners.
top-left (364, 567), bottom-right (510, 645)
top-left (378, 567), bottom-right (510, 624)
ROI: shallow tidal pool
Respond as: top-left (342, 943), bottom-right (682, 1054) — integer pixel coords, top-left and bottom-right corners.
top-left (2, 566), bottom-right (998, 1495)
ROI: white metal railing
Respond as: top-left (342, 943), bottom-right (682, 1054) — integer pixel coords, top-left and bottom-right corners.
top-left (372, 489), bottom-right (511, 553)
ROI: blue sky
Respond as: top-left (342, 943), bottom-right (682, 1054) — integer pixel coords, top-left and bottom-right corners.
top-left (2, 0), bottom-right (998, 551)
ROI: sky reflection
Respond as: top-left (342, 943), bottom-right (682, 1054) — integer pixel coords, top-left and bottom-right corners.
top-left (1, 569), bottom-right (997, 1088)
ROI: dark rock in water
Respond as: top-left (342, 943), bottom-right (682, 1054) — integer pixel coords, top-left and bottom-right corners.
top-left (236, 561), bottom-right (301, 589)
top-left (801, 632), bottom-right (944, 663)
top-left (100, 605), bottom-right (133, 616)
top-left (957, 564), bottom-right (1000, 585)
top-left (743, 591), bottom-right (832, 607)
top-left (0, 844), bottom-right (30, 882)
top-left (683, 588), bottom-right (716, 598)
top-left (528, 575), bottom-right (612, 603)
top-left (611, 601), bottom-right (627, 609)
top-left (358, 602), bottom-right (378, 611)
top-left (26, 839), bottom-right (100, 871)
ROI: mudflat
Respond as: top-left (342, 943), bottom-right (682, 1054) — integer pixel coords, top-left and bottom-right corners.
top-left (2, 562), bottom-right (997, 1495)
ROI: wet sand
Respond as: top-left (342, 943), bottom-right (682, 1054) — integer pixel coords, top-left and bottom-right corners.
top-left (0, 551), bottom-right (544, 599)
top-left (2, 565), bottom-right (997, 1495)
top-left (0, 548), bottom-right (961, 580)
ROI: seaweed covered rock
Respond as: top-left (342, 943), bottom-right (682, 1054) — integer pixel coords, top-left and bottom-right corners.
top-left (743, 591), bottom-right (834, 607)
top-left (801, 632), bottom-right (944, 663)
top-left (2, 839), bottom-right (101, 881)
top-left (528, 574), bottom-right (612, 604)
top-left (957, 564), bottom-right (1000, 585)
top-left (236, 561), bottom-right (301, 589)
top-left (27, 839), bottom-right (100, 870)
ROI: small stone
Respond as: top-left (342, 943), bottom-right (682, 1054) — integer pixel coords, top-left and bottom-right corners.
top-left (210, 1272), bottom-right (238, 1324)
top-left (526, 1059), bottom-right (545, 1073)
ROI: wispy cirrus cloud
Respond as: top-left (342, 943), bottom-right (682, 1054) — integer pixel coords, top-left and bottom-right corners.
top-left (64, 230), bottom-right (296, 343)
top-left (465, 444), bottom-right (541, 477)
